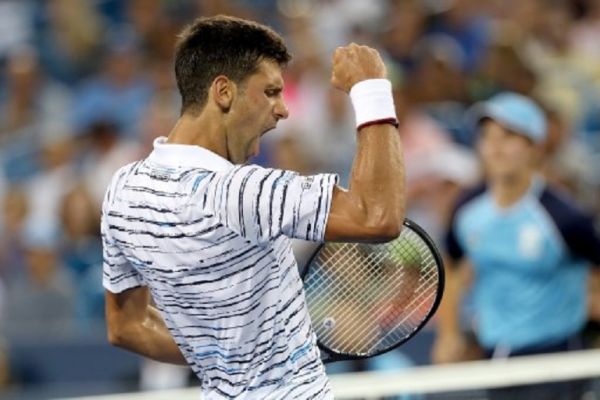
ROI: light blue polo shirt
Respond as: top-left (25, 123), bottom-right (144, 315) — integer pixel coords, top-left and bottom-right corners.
top-left (446, 179), bottom-right (600, 351)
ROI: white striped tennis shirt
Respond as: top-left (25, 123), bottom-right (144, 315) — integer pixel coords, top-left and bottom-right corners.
top-left (101, 137), bottom-right (337, 399)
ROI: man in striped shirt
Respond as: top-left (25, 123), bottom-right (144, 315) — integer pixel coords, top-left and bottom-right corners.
top-left (102, 15), bottom-right (405, 399)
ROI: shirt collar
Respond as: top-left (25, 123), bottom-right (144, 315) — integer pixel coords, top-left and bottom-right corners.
top-left (147, 136), bottom-right (234, 171)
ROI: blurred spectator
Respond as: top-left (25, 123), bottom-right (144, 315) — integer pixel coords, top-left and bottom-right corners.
top-left (126, 0), bottom-right (183, 62)
top-left (524, 0), bottom-right (598, 138)
top-left (0, 186), bottom-right (28, 281)
top-left (0, 46), bottom-right (71, 139)
top-left (23, 136), bottom-right (77, 236)
top-left (80, 120), bottom-right (141, 206)
top-left (469, 40), bottom-right (537, 101)
top-left (541, 105), bottom-right (599, 212)
top-left (426, 0), bottom-right (492, 72)
top-left (71, 34), bottom-right (153, 139)
top-left (0, 45), bottom-right (72, 186)
top-left (59, 183), bottom-right (104, 327)
top-left (310, 0), bottom-right (386, 57)
top-left (34, 0), bottom-right (104, 85)
top-left (433, 92), bottom-right (600, 398)
top-left (381, 0), bottom-right (428, 72)
top-left (408, 34), bottom-right (468, 104)
top-left (396, 74), bottom-right (480, 241)
top-left (2, 221), bottom-right (75, 340)
top-left (485, 0), bottom-right (543, 44)
top-left (395, 87), bottom-right (453, 181)
top-left (59, 183), bottom-right (101, 276)
top-left (406, 144), bottom-right (480, 243)
top-left (404, 33), bottom-right (471, 144)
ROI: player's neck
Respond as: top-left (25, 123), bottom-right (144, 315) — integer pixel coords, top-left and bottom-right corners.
top-left (490, 171), bottom-right (535, 209)
top-left (166, 113), bottom-right (229, 160)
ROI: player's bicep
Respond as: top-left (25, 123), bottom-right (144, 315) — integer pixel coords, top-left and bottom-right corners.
top-left (324, 186), bottom-right (399, 242)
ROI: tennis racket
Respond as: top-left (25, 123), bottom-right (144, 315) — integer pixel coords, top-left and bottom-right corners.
top-left (300, 218), bottom-right (444, 363)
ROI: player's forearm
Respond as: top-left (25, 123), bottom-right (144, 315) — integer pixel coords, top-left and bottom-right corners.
top-left (348, 122), bottom-right (406, 235)
top-left (326, 46), bottom-right (406, 241)
top-left (109, 306), bottom-right (188, 365)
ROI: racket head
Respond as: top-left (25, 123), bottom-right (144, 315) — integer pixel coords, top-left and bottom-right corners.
top-left (302, 218), bottom-right (445, 362)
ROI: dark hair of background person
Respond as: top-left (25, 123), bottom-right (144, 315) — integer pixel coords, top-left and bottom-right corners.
top-left (174, 15), bottom-right (292, 115)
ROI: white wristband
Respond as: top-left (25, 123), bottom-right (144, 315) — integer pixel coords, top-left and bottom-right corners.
top-left (349, 79), bottom-right (397, 129)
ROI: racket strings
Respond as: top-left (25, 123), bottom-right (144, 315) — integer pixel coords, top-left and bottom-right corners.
top-left (374, 278), bottom-right (438, 346)
top-left (307, 245), bottom-right (391, 351)
top-left (335, 245), bottom-right (436, 352)
top-left (309, 252), bottom-right (391, 352)
top-left (314, 253), bottom-right (405, 353)
top-left (304, 227), bottom-right (441, 356)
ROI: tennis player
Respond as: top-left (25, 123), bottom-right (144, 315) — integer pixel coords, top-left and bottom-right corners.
top-left (101, 16), bottom-right (405, 399)
top-left (433, 92), bottom-right (600, 399)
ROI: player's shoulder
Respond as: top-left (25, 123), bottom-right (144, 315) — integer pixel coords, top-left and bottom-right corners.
top-left (102, 161), bottom-right (142, 205)
top-left (114, 160), bottom-right (141, 178)
top-left (218, 164), bottom-right (336, 197)
top-left (111, 160), bottom-right (143, 186)
top-left (228, 163), bottom-right (290, 175)
top-left (223, 164), bottom-right (298, 185)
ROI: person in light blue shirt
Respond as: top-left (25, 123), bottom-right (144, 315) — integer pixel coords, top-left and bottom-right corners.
top-left (432, 92), bottom-right (600, 399)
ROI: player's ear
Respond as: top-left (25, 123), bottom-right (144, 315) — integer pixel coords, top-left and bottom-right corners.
top-left (211, 75), bottom-right (236, 112)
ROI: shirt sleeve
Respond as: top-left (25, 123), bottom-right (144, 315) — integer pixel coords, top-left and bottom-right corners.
top-left (101, 177), bottom-right (144, 293)
top-left (540, 188), bottom-right (600, 266)
top-left (209, 165), bottom-right (338, 244)
top-left (561, 212), bottom-right (600, 266)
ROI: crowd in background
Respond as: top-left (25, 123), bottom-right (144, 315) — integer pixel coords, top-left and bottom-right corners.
top-left (0, 0), bottom-right (600, 394)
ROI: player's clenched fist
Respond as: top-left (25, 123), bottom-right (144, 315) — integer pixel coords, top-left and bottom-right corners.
top-left (331, 43), bottom-right (387, 93)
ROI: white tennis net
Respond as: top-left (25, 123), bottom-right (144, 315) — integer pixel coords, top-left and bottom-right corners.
top-left (60, 349), bottom-right (600, 400)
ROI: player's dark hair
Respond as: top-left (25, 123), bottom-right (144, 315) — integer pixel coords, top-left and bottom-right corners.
top-left (174, 15), bottom-right (291, 115)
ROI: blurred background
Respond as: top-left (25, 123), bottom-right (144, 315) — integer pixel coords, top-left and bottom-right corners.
top-left (0, 0), bottom-right (600, 398)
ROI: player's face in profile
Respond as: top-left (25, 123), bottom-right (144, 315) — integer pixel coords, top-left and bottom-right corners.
top-left (477, 119), bottom-right (537, 180)
top-left (229, 59), bottom-right (289, 163)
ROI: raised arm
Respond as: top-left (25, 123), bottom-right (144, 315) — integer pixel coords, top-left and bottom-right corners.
top-left (105, 287), bottom-right (187, 365)
top-left (324, 44), bottom-right (405, 242)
